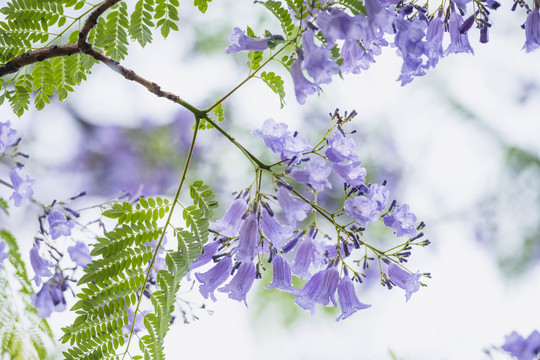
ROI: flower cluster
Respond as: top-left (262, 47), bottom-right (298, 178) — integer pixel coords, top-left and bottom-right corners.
top-left (222, 0), bottom-right (540, 102)
top-left (191, 112), bottom-right (429, 320)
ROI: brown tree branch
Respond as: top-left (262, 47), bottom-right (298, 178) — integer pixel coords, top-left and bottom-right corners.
top-left (0, 44), bottom-right (80, 77)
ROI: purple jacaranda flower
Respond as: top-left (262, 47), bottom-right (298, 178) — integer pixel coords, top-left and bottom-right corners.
top-left (312, 237), bottom-right (338, 268)
top-left (280, 132), bottom-right (312, 164)
top-left (294, 266), bottom-right (339, 314)
top-left (394, 11), bottom-right (428, 86)
top-left (266, 254), bottom-right (296, 292)
top-left (425, 11), bottom-right (445, 68)
top-left (523, 7), bottom-right (540, 53)
top-left (196, 255), bottom-right (233, 301)
top-left (277, 186), bottom-right (311, 227)
top-left (332, 161), bottom-right (367, 186)
top-left (387, 262), bottom-right (421, 301)
top-left (0, 121), bottom-right (18, 153)
top-left (367, 183), bottom-right (389, 211)
top-left (67, 241), bottom-right (91, 268)
top-left (502, 330), bottom-right (540, 360)
top-left (188, 240), bottom-right (221, 278)
top-left (452, 0), bottom-right (472, 10)
top-left (316, 8), bottom-right (365, 46)
top-left (32, 273), bottom-right (68, 318)
top-left (301, 29), bottom-right (339, 86)
top-left (383, 203), bottom-right (418, 237)
top-left (235, 213), bottom-right (260, 262)
top-left (0, 241), bottom-right (8, 269)
top-left (251, 118), bottom-right (290, 153)
top-left (225, 27), bottom-right (271, 54)
top-left (290, 58), bottom-right (317, 104)
top-left (9, 166), bottom-right (35, 207)
top-left (260, 207), bottom-right (292, 249)
top-left (341, 36), bottom-right (387, 74)
top-left (365, 0), bottom-right (395, 35)
top-left (210, 199), bottom-right (248, 237)
top-left (325, 132), bottom-right (358, 163)
top-left (292, 157), bottom-right (332, 192)
top-left (219, 261), bottom-right (256, 305)
top-left (444, 9), bottom-right (474, 55)
top-left (47, 210), bottom-right (75, 240)
top-left (30, 242), bottom-right (54, 286)
top-left (345, 196), bottom-right (381, 225)
top-left (292, 234), bottom-right (315, 278)
top-left (336, 269), bottom-right (371, 321)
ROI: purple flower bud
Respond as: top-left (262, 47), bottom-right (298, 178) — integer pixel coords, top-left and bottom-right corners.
top-left (47, 210), bottom-right (75, 240)
top-left (0, 121), bottom-right (18, 153)
top-left (218, 261), bottom-right (256, 305)
top-left (260, 207), bottom-right (292, 249)
top-left (387, 262), bottom-right (421, 301)
top-left (383, 203), bottom-right (418, 237)
top-left (195, 255), bottom-right (233, 301)
top-left (336, 270), bottom-right (371, 321)
top-left (325, 132), bottom-right (358, 163)
top-left (235, 214), bottom-right (260, 263)
top-left (0, 241), bottom-right (8, 269)
top-left (9, 166), bottom-right (35, 207)
top-left (210, 199), bottom-right (248, 237)
top-left (459, 15), bottom-right (475, 34)
top-left (276, 187), bottom-right (311, 227)
top-left (266, 254), bottom-right (296, 292)
top-left (480, 26), bottom-right (489, 43)
top-left (294, 266), bottom-right (339, 314)
top-left (501, 330), bottom-right (540, 360)
top-left (30, 242), bottom-right (54, 286)
top-left (301, 29), bottom-right (340, 86)
top-left (224, 27), bottom-right (271, 54)
top-left (523, 7), bottom-right (540, 53)
top-left (332, 161), bottom-right (367, 186)
top-left (290, 59), bottom-right (317, 104)
top-left (292, 235), bottom-right (315, 278)
top-left (444, 10), bottom-right (474, 55)
top-left (67, 241), bottom-right (91, 268)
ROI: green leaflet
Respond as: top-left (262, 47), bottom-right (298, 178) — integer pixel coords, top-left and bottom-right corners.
top-left (0, 230), bottom-right (55, 359)
top-left (255, 0), bottom-right (295, 38)
top-left (260, 71), bottom-right (286, 108)
top-left (63, 185), bottom-right (218, 359)
top-left (193, 0), bottom-right (212, 13)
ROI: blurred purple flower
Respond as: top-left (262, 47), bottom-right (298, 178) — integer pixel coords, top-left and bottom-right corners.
top-left (196, 255), bottom-right (233, 301)
top-left (365, 0), bottom-right (395, 35)
top-left (523, 7), bottom-right (540, 53)
top-left (387, 262), bottom-right (421, 301)
top-left (325, 133), bottom-right (358, 163)
top-left (32, 273), bottom-right (68, 318)
top-left (0, 121), bottom-right (17, 153)
top-left (336, 270), bottom-right (371, 321)
top-left (9, 166), bottom-right (35, 207)
top-left (219, 261), bottom-right (256, 305)
top-left (383, 203), bottom-right (417, 237)
top-left (394, 10), bottom-right (428, 86)
top-left (341, 37), bottom-right (387, 74)
top-left (502, 330), bottom-right (540, 360)
top-left (48, 210), bottom-right (75, 240)
top-left (0, 241), bottom-right (8, 269)
top-left (30, 242), bottom-right (54, 286)
top-left (277, 186), bottom-right (311, 227)
top-left (225, 27), bottom-right (271, 54)
top-left (316, 8), bottom-right (365, 46)
top-left (68, 241), bottom-right (91, 268)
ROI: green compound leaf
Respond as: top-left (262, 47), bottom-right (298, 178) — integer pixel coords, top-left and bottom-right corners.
top-left (193, 0), bottom-right (212, 13)
top-left (130, 0), bottom-right (155, 47)
top-left (260, 71), bottom-right (286, 108)
top-left (255, 0), bottom-right (294, 38)
top-left (189, 180), bottom-right (219, 219)
top-left (103, 2), bottom-right (130, 61)
top-left (154, 0), bottom-right (180, 38)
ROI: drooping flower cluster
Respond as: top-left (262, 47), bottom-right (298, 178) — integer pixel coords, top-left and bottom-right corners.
top-left (192, 112), bottom-right (429, 319)
top-left (223, 0), bottom-right (540, 102)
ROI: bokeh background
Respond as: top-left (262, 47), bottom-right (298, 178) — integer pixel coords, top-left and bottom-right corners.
top-left (1, 1), bottom-right (540, 359)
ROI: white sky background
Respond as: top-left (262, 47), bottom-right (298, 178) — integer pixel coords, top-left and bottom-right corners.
top-left (2, 1), bottom-right (540, 359)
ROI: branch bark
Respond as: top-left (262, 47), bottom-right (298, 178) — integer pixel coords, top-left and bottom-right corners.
top-left (0, 44), bottom-right (80, 77)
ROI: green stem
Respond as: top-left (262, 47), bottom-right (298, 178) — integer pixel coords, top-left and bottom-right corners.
top-left (121, 116), bottom-right (201, 360)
